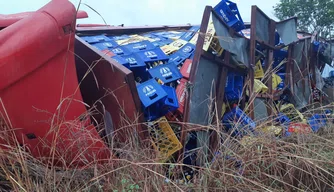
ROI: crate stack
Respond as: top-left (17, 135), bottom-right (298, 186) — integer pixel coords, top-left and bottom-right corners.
top-left (80, 26), bottom-right (199, 161)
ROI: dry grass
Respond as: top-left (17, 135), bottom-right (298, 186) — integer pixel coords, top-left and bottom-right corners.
top-left (1, 5), bottom-right (334, 190)
top-left (0, 111), bottom-right (333, 192)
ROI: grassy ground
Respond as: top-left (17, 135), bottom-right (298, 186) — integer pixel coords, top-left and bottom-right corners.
top-left (0, 116), bottom-right (333, 192)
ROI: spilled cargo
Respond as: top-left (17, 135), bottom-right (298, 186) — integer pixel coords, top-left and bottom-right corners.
top-left (0, 0), bottom-right (333, 174)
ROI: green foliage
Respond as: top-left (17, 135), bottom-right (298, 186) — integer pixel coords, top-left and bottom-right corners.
top-left (273, 0), bottom-right (334, 38)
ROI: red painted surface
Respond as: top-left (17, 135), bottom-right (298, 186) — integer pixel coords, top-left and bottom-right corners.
top-left (180, 59), bottom-right (192, 80)
top-left (176, 78), bottom-right (188, 114)
top-left (288, 123), bottom-right (312, 134)
top-left (0, 0), bottom-right (110, 166)
top-left (0, 10), bottom-right (88, 28)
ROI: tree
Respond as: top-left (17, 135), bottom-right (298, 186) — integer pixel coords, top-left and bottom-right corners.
top-left (273, 0), bottom-right (334, 38)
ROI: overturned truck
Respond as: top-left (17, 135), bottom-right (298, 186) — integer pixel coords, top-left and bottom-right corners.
top-left (0, 0), bottom-right (333, 168)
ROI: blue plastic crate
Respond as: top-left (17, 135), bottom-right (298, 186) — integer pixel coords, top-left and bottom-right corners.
top-left (136, 48), bottom-right (169, 65)
top-left (276, 73), bottom-right (285, 89)
top-left (124, 40), bottom-right (156, 53)
top-left (180, 26), bottom-right (200, 41)
top-left (222, 107), bottom-right (256, 137)
top-left (313, 41), bottom-right (328, 54)
top-left (273, 49), bottom-right (288, 71)
top-left (308, 114), bottom-right (327, 133)
top-left (161, 85), bottom-right (179, 115)
top-left (275, 32), bottom-right (284, 46)
top-left (224, 72), bottom-right (243, 101)
top-left (329, 70), bottom-right (334, 77)
top-left (109, 35), bottom-right (131, 41)
top-left (91, 40), bottom-right (119, 51)
top-left (81, 35), bottom-right (112, 44)
top-left (183, 132), bottom-right (198, 165)
top-left (152, 39), bottom-right (173, 47)
top-left (137, 79), bottom-right (167, 108)
top-left (110, 46), bottom-right (131, 56)
top-left (122, 54), bottom-right (148, 81)
top-left (168, 52), bottom-right (188, 66)
top-left (148, 63), bottom-right (183, 84)
top-left (155, 32), bottom-right (185, 40)
top-left (142, 33), bottom-right (168, 42)
top-left (275, 113), bottom-right (291, 137)
top-left (213, 0), bottom-right (245, 32)
top-left (178, 43), bottom-right (196, 58)
top-left (111, 55), bottom-right (130, 69)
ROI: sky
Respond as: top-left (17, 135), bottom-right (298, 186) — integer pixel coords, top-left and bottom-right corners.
top-left (2, 0), bottom-right (280, 26)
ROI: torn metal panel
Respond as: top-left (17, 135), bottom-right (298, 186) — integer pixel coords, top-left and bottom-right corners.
top-left (276, 19), bottom-right (298, 45)
top-left (292, 41), bottom-right (304, 82)
top-left (255, 9), bottom-right (270, 43)
top-left (212, 12), bottom-right (236, 54)
top-left (293, 79), bottom-right (312, 110)
top-left (189, 57), bottom-right (220, 125)
top-left (233, 37), bottom-right (250, 66)
top-left (254, 98), bottom-right (269, 123)
top-left (212, 12), bottom-right (249, 67)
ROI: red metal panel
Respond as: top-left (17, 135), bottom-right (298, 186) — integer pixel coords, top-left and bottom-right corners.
top-left (75, 37), bottom-right (147, 142)
top-left (0, 0), bottom-right (110, 166)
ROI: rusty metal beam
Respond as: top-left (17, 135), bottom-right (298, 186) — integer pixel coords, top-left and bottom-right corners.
top-left (287, 45), bottom-right (295, 94)
top-left (76, 25), bottom-right (193, 35)
top-left (265, 19), bottom-right (276, 117)
top-left (248, 6), bottom-right (257, 119)
top-left (178, 6), bottom-right (211, 161)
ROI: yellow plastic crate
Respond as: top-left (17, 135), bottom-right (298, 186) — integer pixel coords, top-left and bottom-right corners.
top-left (272, 74), bottom-right (282, 89)
top-left (203, 15), bottom-right (216, 51)
top-left (254, 60), bottom-right (264, 79)
top-left (259, 126), bottom-right (283, 137)
top-left (169, 39), bottom-right (188, 52)
top-left (254, 79), bottom-right (268, 93)
top-left (116, 35), bottom-right (154, 45)
top-left (189, 32), bottom-right (199, 45)
top-left (149, 117), bottom-right (182, 162)
top-left (240, 136), bottom-right (258, 146)
top-left (280, 104), bottom-right (305, 122)
top-left (161, 44), bottom-right (176, 55)
top-left (209, 36), bottom-right (224, 56)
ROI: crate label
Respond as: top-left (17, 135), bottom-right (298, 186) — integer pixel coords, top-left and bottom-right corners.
top-left (112, 48), bottom-right (123, 54)
top-left (144, 51), bottom-right (158, 58)
top-left (182, 45), bottom-right (193, 54)
top-left (219, 9), bottom-right (230, 23)
top-left (133, 44), bottom-right (147, 49)
top-left (103, 42), bottom-right (114, 48)
top-left (125, 57), bottom-right (136, 64)
top-left (160, 67), bottom-right (172, 77)
top-left (143, 85), bottom-right (156, 97)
